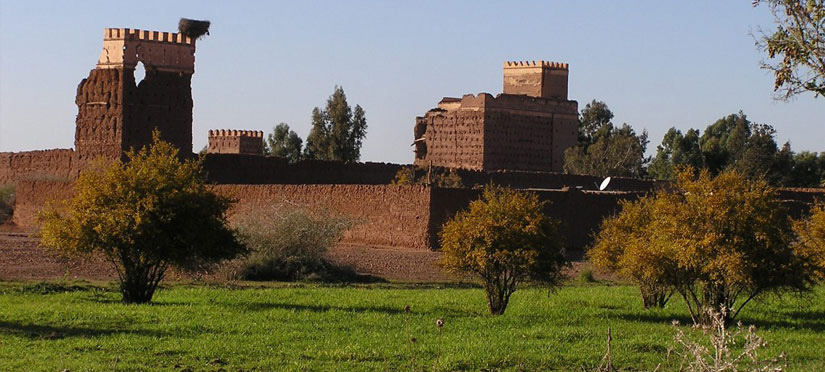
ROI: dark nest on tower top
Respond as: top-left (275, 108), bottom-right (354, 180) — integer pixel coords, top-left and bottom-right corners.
top-left (178, 18), bottom-right (211, 39)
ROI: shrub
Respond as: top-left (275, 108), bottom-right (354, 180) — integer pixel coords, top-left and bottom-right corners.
top-left (0, 184), bottom-right (14, 224)
top-left (392, 166), bottom-right (463, 188)
top-left (234, 207), bottom-right (352, 281)
top-left (590, 168), bottom-right (816, 325)
top-left (440, 185), bottom-right (566, 315)
top-left (794, 202), bottom-right (825, 281)
top-left (589, 196), bottom-right (675, 309)
top-left (38, 132), bottom-right (245, 304)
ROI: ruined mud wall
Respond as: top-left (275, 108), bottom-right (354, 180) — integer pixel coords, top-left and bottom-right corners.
top-left (0, 150), bottom-right (80, 185)
top-left (214, 184), bottom-right (433, 250)
top-left (414, 109), bottom-right (486, 170)
top-left (414, 93), bottom-right (578, 173)
top-left (75, 67), bottom-right (193, 158)
top-left (75, 69), bottom-right (125, 159)
top-left (12, 180), bottom-right (75, 227)
top-left (202, 155), bottom-right (404, 184)
top-left (121, 70), bottom-right (193, 154)
top-left (428, 188), bottom-right (644, 253)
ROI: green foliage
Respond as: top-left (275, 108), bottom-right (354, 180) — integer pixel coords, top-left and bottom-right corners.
top-left (648, 127), bottom-right (704, 180)
top-left (754, 0), bottom-right (825, 99)
top-left (564, 100), bottom-right (649, 178)
top-left (234, 208), bottom-right (353, 281)
top-left (591, 168), bottom-right (816, 325)
top-left (794, 202), bottom-right (825, 281)
top-left (265, 122), bottom-right (303, 162)
top-left (304, 86), bottom-right (368, 162)
top-left (1, 283), bottom-right (823, 371)
top-left (0, 183), bottom-right (15, 224)
top-left (38, 133), bottom-right (245, 304)
top-left (692, 112), bottom-right (823, 186)
top-left (391, 166), bottom-right (463, 188)
top-left (440, 185), bottom-right (566, 315)
top-left (785, 150), bottom-right (825, 187)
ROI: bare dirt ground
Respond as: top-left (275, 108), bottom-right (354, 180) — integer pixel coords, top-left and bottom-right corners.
top-left (0, 226), bottom-right (592, 283)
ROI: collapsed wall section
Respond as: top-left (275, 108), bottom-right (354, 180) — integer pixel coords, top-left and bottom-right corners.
top-left (0, 150), bottom-right (80, 185)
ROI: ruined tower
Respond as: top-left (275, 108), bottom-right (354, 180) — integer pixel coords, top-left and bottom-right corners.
top-left (414, 61), bottom-right (578, 172)
top-left (74, 28), bottom-right (197, 159)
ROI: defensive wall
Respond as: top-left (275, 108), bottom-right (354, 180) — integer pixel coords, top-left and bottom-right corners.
top-left (11, 180), bottom-right (645, 252)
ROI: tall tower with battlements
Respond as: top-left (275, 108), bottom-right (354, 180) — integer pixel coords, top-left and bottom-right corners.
top-left (74, 28), bottom-right (197, 159)
top-left (414, 60), bottom-right (578, 172)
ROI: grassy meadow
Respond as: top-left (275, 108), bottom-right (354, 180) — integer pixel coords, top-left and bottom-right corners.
top-left (0, 281), bottom-right (823, 371)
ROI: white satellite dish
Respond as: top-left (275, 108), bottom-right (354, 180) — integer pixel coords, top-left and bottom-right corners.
top-left (599, 177), bottom-right (612, 191)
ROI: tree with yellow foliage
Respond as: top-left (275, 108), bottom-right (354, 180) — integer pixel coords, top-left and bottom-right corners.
top-left (440, 185), bottom-right (566, 315)
top-left (590, 168), bottom-right (815, 325)
top-left (39, 133), bottom-right (246, 304)
top-left (794, 202), bottom-right (825, 281)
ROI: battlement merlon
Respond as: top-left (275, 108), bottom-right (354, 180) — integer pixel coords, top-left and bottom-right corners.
top-left (208, 130), bottom-right (264, 138)
top-left (96, 28), bottom-right (196, 74)
top-left (503, 60), bottom-right (570, 100)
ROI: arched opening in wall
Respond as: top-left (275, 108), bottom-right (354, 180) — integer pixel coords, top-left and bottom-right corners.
top-left (134, 61), bottom-right (146, 86)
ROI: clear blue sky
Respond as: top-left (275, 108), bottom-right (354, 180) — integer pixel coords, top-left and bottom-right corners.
top-left (1, 1), bottom-right (822, 163)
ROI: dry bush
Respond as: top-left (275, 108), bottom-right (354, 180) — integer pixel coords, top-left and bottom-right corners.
top-left (666, 307), bottom-right (787, 372)
top-left (234, 207), bottom-right (353, 281)
top-left (392, 166), bottom-right (463, 188)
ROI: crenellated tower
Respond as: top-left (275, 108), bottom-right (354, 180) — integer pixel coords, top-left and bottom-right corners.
top-left (75, 28), bottom-right (197, 159)
top-left (207, 130), bottom-right (264, 155)
top-left (414, 60), bottom-right (578, 172)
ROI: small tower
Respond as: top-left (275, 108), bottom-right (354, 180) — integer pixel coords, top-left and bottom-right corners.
top-left (502, 60), bottom-right (569, 100)
top-left (207, 130), bottom-right (264, 155)
top-left (75, 28), bottom-right (198, 159)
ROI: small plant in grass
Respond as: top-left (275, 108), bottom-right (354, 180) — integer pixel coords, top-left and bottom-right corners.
top-left (577, 266), bottom-right (596, 283)
top-left (440, 184), bottom-right (567, 315)
top-left (665, 307), bottom-right (787, 372)
top-left (0, 183), bottom-right (15, 224)
top-left (234, 207), bottom-right (352, 281)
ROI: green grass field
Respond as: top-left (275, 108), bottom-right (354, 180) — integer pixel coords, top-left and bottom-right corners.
top-left (0, 281), bottom-right (822, 371)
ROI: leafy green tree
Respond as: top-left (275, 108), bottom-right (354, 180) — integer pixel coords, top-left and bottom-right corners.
top-left (698, 112), bottom-right (751, 175)
top-left (564, 123), bottom-right (649, 178)
top-left (265, 122), bottom-right (304, 163)
top-left (577, 99), bottom-right (615, 145)
top-left (304, 86), bottom-right (368, 162)
top-left (590, 168), bottom-right (816, 325)
top-left (648, 127), bottom-right (704, 180)
top-left (564, 100), bottom-right (649, 177)
top-left (440, 185), bottom-right (566, 315)
top-left (786, 150), bottom-right (824, 187)
top-left (754, 0), bottom-right (825, 99)
top-left (38, 133), bottom-right (246, 304)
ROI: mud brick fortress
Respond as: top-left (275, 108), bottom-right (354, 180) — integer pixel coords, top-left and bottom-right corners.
top-left (414, 61), bottom-right (577, 172)
top-left (1, 27), bottom-right (821, 279)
